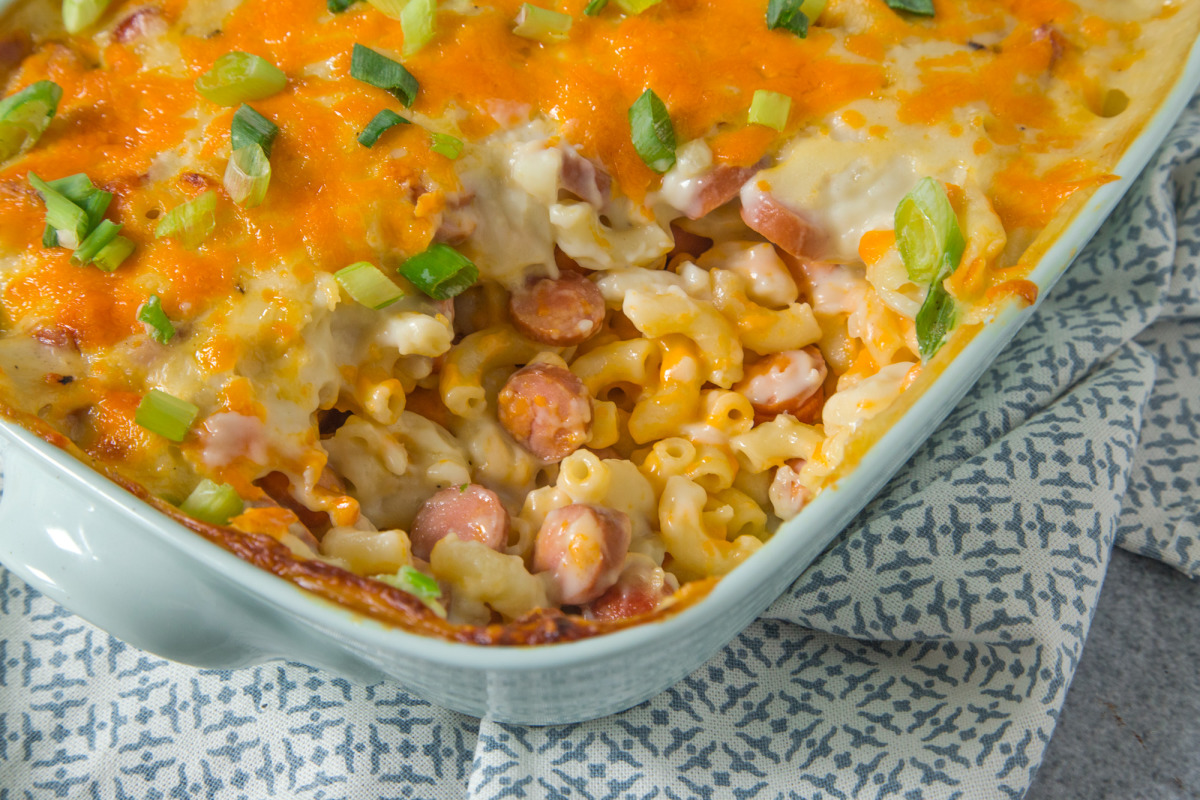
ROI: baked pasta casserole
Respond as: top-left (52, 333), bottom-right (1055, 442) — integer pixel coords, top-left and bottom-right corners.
top-left (0, 0), bottom-right (1195, 641)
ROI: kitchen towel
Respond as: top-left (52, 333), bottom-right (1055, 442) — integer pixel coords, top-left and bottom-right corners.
top-left (2, 96), bottom-right (1199, 800)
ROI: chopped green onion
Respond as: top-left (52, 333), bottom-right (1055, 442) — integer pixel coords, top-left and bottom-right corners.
top-left (138, 294), bottom-right (176, 343)
top-left (614, 0), bottom-right (662, 12)
top-left (351, 44), bottom-right (419, 107)
top-left (135, 389), bottom-right (198, 442)
top-left (180, 479), bottom-right (245, 526)
top-left (748, 90), bottom-right (792, 131)
top-left (155, 190), bottom-right (218, 250)
top-left (429, 132), bottom-right (463, 159)
top-left (231, 104), bottom-right (279, 156)
top-left (224, 144), bottom-right (271, 208)
top-left (328, 0), bottom-right (360, 11)
top-left (39, 173), bottom-right (111, 248)
top-left (28, 172), bottom-right (88, 249)
top-left (0, 80), bottom-right (62, 162)
top-left (628, 88), bottom-right (676, 173)
top-left (195, 52), bottom-right (288, 107)
top-left (894, 177), bottom-right (964, 283)
top-left (799, 0), bottom-right (828, 22)
top-left (62, 0), bottom-right (113, 33)
top-left (401, 0), bottom-right (437, 55)
top-left (373, 566), bottom-right (447, 617)
top-left (92, 235), bottom-right (135, 271)
top-left (884, 0), bottom-right (934, 15)
top-left (357, 108), bottom-right (409, 147)
top-left (584, 0), bottom-right (608, 14)
top-left (915, 273), bottom-right (956, 358)
top-left (335, 262), bottom-right (405, 309)
top-left (514, 3), bottom-right (572, 41)
top-left (71, 219), bottom-right (122, 266)
top-left (398, 243), bottom-right (479, 300)
top-left (767, 0), bottom-right (808, 37)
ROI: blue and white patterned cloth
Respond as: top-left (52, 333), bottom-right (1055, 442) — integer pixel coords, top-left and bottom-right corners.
top-left (3, 96), bottom-right (1200, 799)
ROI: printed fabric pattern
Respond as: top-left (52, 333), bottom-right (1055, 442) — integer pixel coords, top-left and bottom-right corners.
top-left (3, 96), bottom-right (1200, 800)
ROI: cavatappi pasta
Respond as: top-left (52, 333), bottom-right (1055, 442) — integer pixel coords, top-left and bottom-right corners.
top-left (0, 0), bottom-right (1196, 639)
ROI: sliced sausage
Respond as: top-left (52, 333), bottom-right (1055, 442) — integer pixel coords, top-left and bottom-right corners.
top-left (740, 184), bottom-right (820, 257)
top-left (769, 458), bottom-right (812, 520)
top-left (584, 558), bottom-right (677, 621)
top-left (114, 7), bottom-right (166, 42)
top-left (409, 483), bottom-right (510, 561)
top-left (255, 471), bottom-right (334, 537)
top-left (533, 504), bottom-right (631, 605)
top-left (508, 272), bottom-right (606, 346)
top-left (498, 362), bottom-right (593, 461)
top-left (683, 164), bottom-right (760, 220)
top-left (734, 346), bottom-right (827, 423)
top-left (560, 148), bottom-right (611, 208)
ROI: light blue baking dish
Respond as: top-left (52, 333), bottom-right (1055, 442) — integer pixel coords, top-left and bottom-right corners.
top-left (3, 7), bottom-right (1200, 725)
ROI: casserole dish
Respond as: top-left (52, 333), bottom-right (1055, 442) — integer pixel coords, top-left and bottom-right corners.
top-left (2, 0), bottom-right (1200, 724)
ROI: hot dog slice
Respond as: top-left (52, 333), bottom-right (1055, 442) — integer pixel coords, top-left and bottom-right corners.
top-left (740, 184), bottom-right (819, 257)
top-left (734, 346), bottom-right (827, 423)
top-left (409, 483), bottom-right (510, 561)
top-left (498, 362), bottom-right (593, 462)
top-left (508, 273), bottom-right (606, 346)
top-left (584, 557), bottom-right (678, 621)
top-left (533, 504), bottom-right (631, 605)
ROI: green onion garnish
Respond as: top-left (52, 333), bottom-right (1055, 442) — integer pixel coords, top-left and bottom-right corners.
top-left (429, 132), bottom-right (463, 159)
top-left (614, 0), bottom-right (662, 12)
top-left (357, 108), bottom-right (409, 148)
top-left (800, 0), bottom-right (828, 21)
top-left (584, 0), bottom-right (608, 14)
top-left (138, 294), bottom-right (175, 343)
top-left (28, 172), bottom-right (89, 249)
top-left (34, 173), bottom-right (111, 248)
top-left (135, 389), bottom-right (198, 442)
top-left (71, 219), bottom-right (122, 266)
top-left (195, 52), bottom-right (288, 107)
top-left (766, 0), bottom-right (809, 37)
top-left (884, 0), bottom-right (934, 15)
top-left (748, 90), bottom-right (792, 131)
top-left (401, 0), bottom-right (437, 55)
top-left (373, 566), bottom-right (447, 617)
top-left (398, 243), bottom-right (479, 300)
top-left (895, 177), bottom-right (964, 283)
top-left (351, 44), bottom-right (419, 107)
top-left (62, 0), bottom-right (113, 33)
top-left (0, 80), bottom-right (62, 163)
top-left (224, 144), bottom-right (271, 208)
top-left (231, 104), bottom-right (279, 156)
top-left (628, 88), bottom-right (676, 173)
top-left (513, 3), bottom-right (572, 41)
top-left (335, 261), bottom-right (405, 309)
top-left (915, 275), bottom-right (956, 358)
top-left (328, 0), bottom-right (359, 11)
top-left (180, 479), bottom-right (245, 526)
top-left (92, 235), bottom-right (135, 271)
top-left (155, 190), bottom-right (218, 250)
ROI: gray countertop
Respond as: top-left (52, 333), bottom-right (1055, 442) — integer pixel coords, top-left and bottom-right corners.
top-left (1026, 549), bottom-right (1200, 800)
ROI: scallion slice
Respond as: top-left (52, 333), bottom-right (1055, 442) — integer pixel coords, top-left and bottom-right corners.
top-left (628, 88), bottom-right (676, 173)
top-left (335, 262), bottom-right (405, 309)
top-left (614, 0), bottom-right (662, 12)
top-left (62, 0), bottom-right (113, 33)
top-left (350, 44), bottom-right (419, 107)
top-left (0, 80), bottom-right (62, 162)
top-left (71, 218), bottom-right (122, 266)
top-left (135, 389), bottom-right (198, 442)
top-left (766, 0), bottom-right (809, 37)
top-left (429, 132), bottom-right (463, 159)
top-left (138, 294), bottom-right (175, 343)
top-left (28, 172), bottom-right (88, 249)
top-left (155, 190), bottom-right (218, 250)
top-left (584, 0), bottom-right (608, 14)
top-left (92, 235), bottom-right (135, 271)
top-left (398, 243), bottom-right (479, 300)
top-left (748, 90), bottom-right (792, 131)
top-left (514, 3), bottom-right (572, 41)
top-left (231, 104), bottom-right (279, 156)
top-left (195, 52), bottom-right (288, 107)
top-left (373, 566), bottom-right (447, 617)
top-left (915, 275), bottom-right (956, 358)
top-left (40, 173), bottom-right (111, 247)
top-left (328, 0), bottom-right (360, 11)
top-left (894, 177), bottom-right (964, 283)
top-left (224, 144), bottom-right (271, 208)
top-left (884, 0), bottom-right (934, 15)
top-left (357, 108), bottom-right (409, 147)
top-left (180, 479), bottom-right (245, 526)
top-left (401, 0), bottom-right (437, 56)
top-left (800, 0), bottom-right (828, 22)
